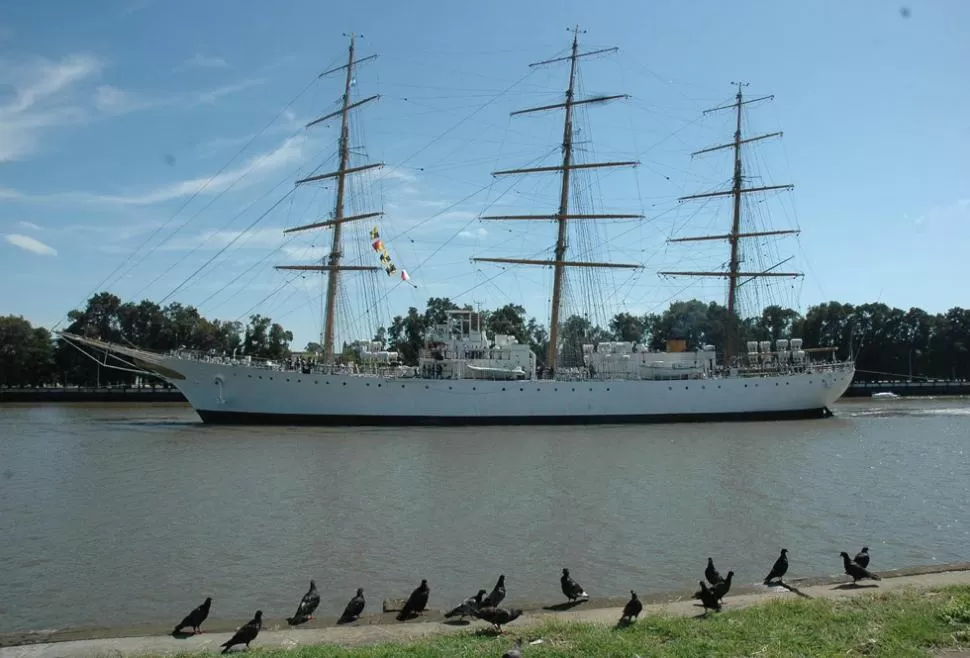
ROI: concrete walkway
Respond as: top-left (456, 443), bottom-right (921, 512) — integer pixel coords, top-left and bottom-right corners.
top-left (3, 564), bottom-right (970, 658)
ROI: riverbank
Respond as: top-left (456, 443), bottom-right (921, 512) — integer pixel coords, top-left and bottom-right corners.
top-left (0, 387), bottom-right (183, 402)
top-left (3, 562), bottom-right (969, 657)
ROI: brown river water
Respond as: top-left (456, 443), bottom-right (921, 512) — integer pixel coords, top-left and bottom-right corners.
top-left (0, 397), bottom-right (968, 633)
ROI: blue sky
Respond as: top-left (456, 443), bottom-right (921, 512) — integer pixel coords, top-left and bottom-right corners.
top-left (1, 0), bottom-right (967, 350)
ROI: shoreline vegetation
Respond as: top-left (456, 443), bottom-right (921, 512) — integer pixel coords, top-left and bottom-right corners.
top-left (4, 563), bottom-right (970, 656)
top-left (2, 292), bottom-right (970, 390)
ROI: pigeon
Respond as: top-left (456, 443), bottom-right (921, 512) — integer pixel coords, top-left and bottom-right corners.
top-left (712, 570), bottom-right (734, 600)
top-left (841, 551), bottom-right (882, 584)
top-left (854, 546), bottom-right (871, 569)
top-left (220, 610), bottom-right (262, 654)
top-left (621, 590), bottom-right (643, 622)
top-left (172, 597), bottom-right (212, 635)
top-left (696, 581), bottom-right (721, 613)
top-left (763, 548), bottom-right (789, 585)
top-left (338, 588), bottom-right (365, 624)
top-left (397, 579), bottom-right (430, 621)
top-left (475, 606), bottom-right (523, 633)
top-left (705, 557), bottom-right (723, 586)
top-left (287, 580), bottom-right (320, 624)
top-left (560, 568), bottom-right (588, 601)
top-left (502, 639), bottom-right (524, 658)
top-left (482, 574), bottom-right (506, 608)
top-left (444, 589), bottom-right (486, 620)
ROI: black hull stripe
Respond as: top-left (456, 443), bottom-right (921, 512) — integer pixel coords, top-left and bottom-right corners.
top-left (196, 407), bottom-right (834, 426)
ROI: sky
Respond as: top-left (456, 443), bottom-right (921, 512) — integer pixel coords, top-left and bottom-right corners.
top-left (1, 0), bottom-right (967, 350)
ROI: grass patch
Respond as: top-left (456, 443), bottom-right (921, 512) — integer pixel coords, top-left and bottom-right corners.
top-left (178, 586), bottom-right (970, 657)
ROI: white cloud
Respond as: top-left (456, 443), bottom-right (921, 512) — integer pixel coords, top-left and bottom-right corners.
top-left (0, 53), bottom-right (102, 161)
top-left (458, 227), bottom-right (488, 240)
top-left (177, 55), bottom-right (229, 71)
top-left (0, 187), bottom-right (22, 199)
top-left (377, 166), bottom-right (419, 183)
top-left (914, 198), bottom-right (970, 227)
top-left (18, 220), bottom-right (42, 230)
top-left (160, 227), bottom-right (285, 252)
top-left (86, 135), bottom-right (306, 205)
top-left (93, 84), bottom-right (157, 115)
top-left (193, 79), bottom-right (264, 105)
top-left (5, 233), bottom-right (57, 255)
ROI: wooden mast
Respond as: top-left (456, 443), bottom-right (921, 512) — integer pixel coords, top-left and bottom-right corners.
top-left (472, 26), bottom-right (642, 374)
top-left (661, 82), bottom-right (801, 366)
top-left (275, 34), bottom-right (383, 364)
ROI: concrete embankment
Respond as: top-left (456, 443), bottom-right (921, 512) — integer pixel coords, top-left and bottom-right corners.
top-left (0, 388), bottom-right (185, 403)
top-left (3, 562), bottom-right (969, 657)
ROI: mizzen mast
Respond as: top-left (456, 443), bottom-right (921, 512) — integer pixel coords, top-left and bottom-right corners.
top-left (472, 26), bottom-right (642, 374)
top-left (661, 82), bottom-right (801, 366)
top-left (275, 33), bottom-right (383, 364)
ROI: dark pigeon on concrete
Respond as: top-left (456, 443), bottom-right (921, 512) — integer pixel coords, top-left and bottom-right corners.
top-left (854, 546), bottom-right (871, 569)
top-left (560, 568), bottom-right (588, 601)
top-left (502, 639), bottom-right (524, 658)
top-left (763, 548), bottom-right (789, 585)
top-left (841, 551), bottom-right (882, 584)
top-left (705, 557), bottom-right (723, 586)
top-left (482, 574), bottom-right (506, 608)
top-left (338, 588), bottom-right (366, 624)
top-left (475, 606), bottom-right (523, 633)
top-left (287, 579), bottom-right (320, 624)
top-left (713, 570), bottom-right (734, 600)
top-left (220, 610), bottom-right (262, 654)
top-left (444, 589), bottom-right (486, 620)
top-left (172, 597), bottom-right (212, 635)
top-left (397, 579), bottom-right (430, 621)
top-left (695, 570), bottom-right (734, 601)
top-left (621, 590), bottom-right (643, 622)
top-left (696, 581), bottom-right (722, 613)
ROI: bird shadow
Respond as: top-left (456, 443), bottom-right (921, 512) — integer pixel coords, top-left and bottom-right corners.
top-left (832, 582), bottom-right (879, 590)
top-left (542, 600), bottom-right (586, 612)
top-left (335, 616), bottom-right (359, 625)
top-left (613, 618), bottom-right (637, 630)
top-left (286, 616), bottom-right (310, 627)
top-left (441, 619), bottom-right (472, 626)
top-left (769, 580), bottom-right (813, 599)
top-left (170, 631), bottom-right (198, 640)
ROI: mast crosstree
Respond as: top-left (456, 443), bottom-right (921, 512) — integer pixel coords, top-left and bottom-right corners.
top-left (472, 26), bottom-right (643, 374)
top-left (661, 82), bottom-right (802, 365)
top-left (275, 34), bottom-right (383, 364)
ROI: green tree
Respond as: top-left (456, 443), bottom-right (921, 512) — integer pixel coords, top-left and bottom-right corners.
top-left (0, 316), bottom-right (55, 387)
top-left (609, 312), bottom-right (647, 343)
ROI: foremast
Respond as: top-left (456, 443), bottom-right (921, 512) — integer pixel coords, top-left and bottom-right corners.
top-left (472, 26), bottom-right (642, 374)
top-left (275, 34), bottom-right (383, 364)
top-left (661, 82), bottom-right (802, 366)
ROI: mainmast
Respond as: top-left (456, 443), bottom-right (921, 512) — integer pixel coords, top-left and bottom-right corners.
top-left (661, 82), bottom-right (802, 366)
top-left (275, 34), bottom-right (383, 364)
top-left (472, 26), bottom-right (642, 374)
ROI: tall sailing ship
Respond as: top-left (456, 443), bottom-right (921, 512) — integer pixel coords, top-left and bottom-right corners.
top-left (61, 30), bottom-right (855, 425)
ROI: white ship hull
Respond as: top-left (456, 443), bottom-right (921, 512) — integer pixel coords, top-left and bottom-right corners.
top-left (144, 353), bottom-right (853, 425)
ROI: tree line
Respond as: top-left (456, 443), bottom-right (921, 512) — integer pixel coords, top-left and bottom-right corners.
top-left (377, 297), bottom-right (970, 381)
top-left (0, 292), bottom-right (293, 388)
top-left (2, 292), bottom-right (968, 387)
